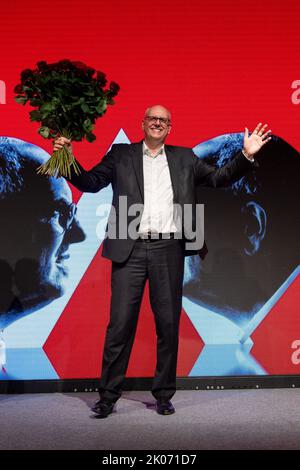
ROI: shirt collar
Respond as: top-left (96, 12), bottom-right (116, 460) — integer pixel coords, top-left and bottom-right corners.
top-left (143, 141), bottom-right (165, 158)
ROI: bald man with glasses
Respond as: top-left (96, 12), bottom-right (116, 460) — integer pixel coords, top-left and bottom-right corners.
top-left (55, 105), bottom-right (271, 417)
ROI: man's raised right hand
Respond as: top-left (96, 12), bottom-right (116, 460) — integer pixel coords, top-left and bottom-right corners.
top-left (53, 136), bottom-right (73, 153)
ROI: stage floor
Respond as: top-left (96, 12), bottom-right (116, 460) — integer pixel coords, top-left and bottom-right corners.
top-left (1, 389), bottom-right (300, 450)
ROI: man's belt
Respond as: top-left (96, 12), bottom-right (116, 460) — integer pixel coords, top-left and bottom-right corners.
top-left (137, 231), bottom-right (177, 241)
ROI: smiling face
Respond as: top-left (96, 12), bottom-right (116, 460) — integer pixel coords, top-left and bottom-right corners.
top-left (142, 105), bottom-right (171, 147)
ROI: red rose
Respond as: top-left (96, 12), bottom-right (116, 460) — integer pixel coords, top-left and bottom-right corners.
top-left (97, 71), bottom-right (107, 87)
top-left (14, 84), bottom-right (23, 94)
top-left (109, 81), bottom-right (120, 97)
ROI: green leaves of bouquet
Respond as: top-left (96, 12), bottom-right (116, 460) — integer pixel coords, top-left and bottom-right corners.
top-left (14, 59), bottom-right (120, 177)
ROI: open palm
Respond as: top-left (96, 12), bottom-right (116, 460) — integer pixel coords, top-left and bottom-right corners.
top-left (243, 123), bottom-right (272, 157)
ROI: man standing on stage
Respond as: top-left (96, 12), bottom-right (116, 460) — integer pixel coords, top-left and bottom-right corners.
top-left (54, 105), bottom-right (271, 418)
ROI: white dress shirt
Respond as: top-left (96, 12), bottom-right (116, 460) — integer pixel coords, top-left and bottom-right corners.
top-left (138, 143), bottom-right (253, 236)
top-left (138, 142), bottom-right (179, 235)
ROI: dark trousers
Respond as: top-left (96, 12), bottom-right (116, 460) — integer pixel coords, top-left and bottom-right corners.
top-left (99, 238), bottom-right (185, 403)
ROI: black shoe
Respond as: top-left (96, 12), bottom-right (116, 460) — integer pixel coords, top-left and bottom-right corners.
top-left (91, 399), bottom-right (115, 418)
top-left (156, 399), bottom-right (175, 415)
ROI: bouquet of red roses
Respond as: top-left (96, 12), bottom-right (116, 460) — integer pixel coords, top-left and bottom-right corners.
top-left (14, 59), bottom-right (120, 177)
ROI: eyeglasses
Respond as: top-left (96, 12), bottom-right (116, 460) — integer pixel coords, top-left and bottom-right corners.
top-left (58, 202), bottom-right (77, 232)
top-left (144, 115), bottom-right (171, 126)
top-left (40, 202), bottom-right (77, 234)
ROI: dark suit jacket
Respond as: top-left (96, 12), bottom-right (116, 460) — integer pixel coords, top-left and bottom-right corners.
top-left (66, 142), bottom-right (256, 263)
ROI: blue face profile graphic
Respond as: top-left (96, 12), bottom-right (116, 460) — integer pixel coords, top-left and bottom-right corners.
top-left (0, 130), bottom-right (126, 380)
top-left (0, 137), bottom-right (86, 329)
top-left (183, 133), bottom-right (300, 375)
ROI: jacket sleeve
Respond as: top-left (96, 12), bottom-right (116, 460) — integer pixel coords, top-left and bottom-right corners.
top-left (63, 144), bottom-right (116, 193)
top-left (193, 150), bottom-right (258, 188)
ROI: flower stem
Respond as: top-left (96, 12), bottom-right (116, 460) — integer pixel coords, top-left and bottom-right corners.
top-left (36, 129), bottom-right (80, 178)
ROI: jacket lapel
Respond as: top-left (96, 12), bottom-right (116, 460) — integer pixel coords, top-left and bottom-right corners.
top-left (165, 145), bottom-right (179, 203)
top-left (130, 142), bottom-right (144, 202)
top-left (130, 142), bottom-right (179, 204)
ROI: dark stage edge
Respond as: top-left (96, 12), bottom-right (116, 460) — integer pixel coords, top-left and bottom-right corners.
top-left (1, 375), bottom-right (300, 394)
